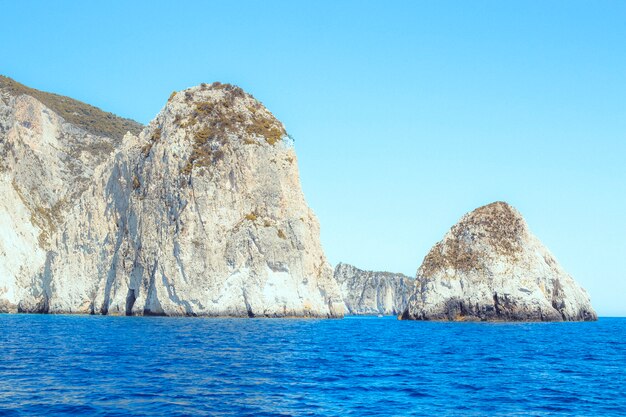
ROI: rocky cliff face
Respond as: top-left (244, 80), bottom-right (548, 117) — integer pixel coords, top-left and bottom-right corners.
top-left (401, 202), bottom-right (596, 321)
top-left (0, 78), bottom-right (344, 317)
top-left (334, 263), bottom-right (413, 315)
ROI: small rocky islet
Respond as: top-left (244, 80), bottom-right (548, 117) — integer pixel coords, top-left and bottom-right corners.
top-left (0, 76), bottom-right (596, 321)
top-left (400, 202), bottom-right (597, 321)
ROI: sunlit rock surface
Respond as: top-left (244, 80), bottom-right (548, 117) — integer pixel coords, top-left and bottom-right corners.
top-left (0, 78), bottom-right (343, 317)
top-left (401, 202), bottom-right (596, 321)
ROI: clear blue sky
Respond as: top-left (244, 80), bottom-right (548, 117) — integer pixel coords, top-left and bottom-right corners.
top-left (2, 1), bottom-right (625, 316)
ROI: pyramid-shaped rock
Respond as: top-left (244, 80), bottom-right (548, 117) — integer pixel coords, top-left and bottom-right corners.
top-left (401, 202), bottom-right (596, 321)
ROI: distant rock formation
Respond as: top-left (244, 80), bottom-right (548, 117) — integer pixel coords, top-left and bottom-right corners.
top-left (334, 263), bottom-right (413, 315)
top-left (0, 77), bottom-right (344, 317)
top-left (401, 202), bottom-right (597, 321)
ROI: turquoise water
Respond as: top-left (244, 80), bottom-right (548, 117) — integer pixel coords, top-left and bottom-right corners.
top-left (0, 315), bottom-right (624, 416)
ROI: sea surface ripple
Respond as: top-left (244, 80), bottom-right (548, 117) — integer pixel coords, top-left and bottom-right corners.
top-left (0, 315), bottom-right (625, 416)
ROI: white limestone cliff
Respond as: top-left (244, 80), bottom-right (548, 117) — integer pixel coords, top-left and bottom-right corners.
top-left (334, 263), bottom-right (413, 315)
top-left (401, 202), bottom-right (597, 321)
top-left (0, 79), bottom-right (343, 317)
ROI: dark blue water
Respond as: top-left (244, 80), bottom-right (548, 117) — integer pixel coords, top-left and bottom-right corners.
top-left (0, 316), bottom-right (625, 416)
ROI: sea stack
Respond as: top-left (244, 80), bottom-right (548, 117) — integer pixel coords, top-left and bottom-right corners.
top-left (334, 263), bottom-right (413, 315)
top-left (0, 77), bottom-right (344, 317)
top-left (401, 202), bottom-right (596, 321)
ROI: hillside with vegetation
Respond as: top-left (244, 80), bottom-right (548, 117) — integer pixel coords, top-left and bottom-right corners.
top-left (0, 75), bottom-right (142, 141)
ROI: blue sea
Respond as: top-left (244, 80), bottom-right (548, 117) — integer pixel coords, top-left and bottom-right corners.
top-left (0, 315), bottom-right (624, 416)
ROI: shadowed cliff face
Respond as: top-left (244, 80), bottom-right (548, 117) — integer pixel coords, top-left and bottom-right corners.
top-left (334, 263), bottom-right (413, 315)
top-left (402, 202), bottom-right (597, 322)
top-left (0, 80), bottom-right (344, 318)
